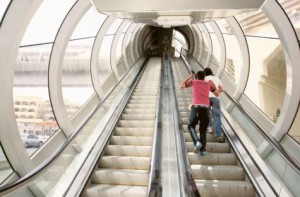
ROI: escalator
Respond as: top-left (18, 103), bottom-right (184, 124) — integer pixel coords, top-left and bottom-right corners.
top-left (171, 58), bottom-right (255, 197)
top-left (0, 56), bottom-right (280, 197)
top-left (82, 57), bottom-right (161, 197)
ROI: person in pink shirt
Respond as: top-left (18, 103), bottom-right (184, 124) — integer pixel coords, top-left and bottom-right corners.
top-left (179, 71), bottom-right (218, 156)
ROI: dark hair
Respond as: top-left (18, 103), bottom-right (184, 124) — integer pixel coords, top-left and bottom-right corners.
top-left (204, 67), bottom-right (213, 76)
top-left (196, 71), bottom-right (206, 80)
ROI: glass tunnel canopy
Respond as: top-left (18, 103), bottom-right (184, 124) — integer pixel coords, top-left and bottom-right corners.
top-left (0, 0), bottom-right (300, 196)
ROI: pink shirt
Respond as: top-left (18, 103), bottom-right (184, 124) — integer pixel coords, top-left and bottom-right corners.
top-left (185, 80), bottom-right (211, 107)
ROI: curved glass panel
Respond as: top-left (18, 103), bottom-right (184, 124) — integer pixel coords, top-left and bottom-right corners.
top-left (216, 19), bottom-right (234, 34)
top-left (279, 0), bottom-right (300, 40)
top-left (173, 30), bottom-right (188, 50)
top-left (116, 33), bottom-right (125, 66)
top-left (61, 9), bottom-right (106, 118)
top-left (172, 30), bottom-right (188, 57)
top-left (0, 143), bottom-right (13, 185)
top-left (14, 44), bottom-right (59, 156)
top-left (205, 22), bottom-right (214, 33)
top-left (238, 11), bottom-right (287, 123)
top-left (62, 38), bottom-right (95, 117)
top-left (107, 19), bottom-right (123, 35)
top-left (244, 37), bottom-right (285, 123)
top-left (220, 34), bottom-right (242, 88)
top-left (2, 61), bottom-right (145, 196)
top-left (71, 8), bottom-right (107, 39)
top-left (197, 24), bottom-right (209, 67)
top-left (98, 35), bottom-right (114, 85)
top-left (124, 24), bottom-right (137, 48)
top-left (276, 0), bottom-right (300, 143)
top-left (0, 0), bottom-right (10, 23)
top-left (288, 106), bottom-right (300, 143)
top-left (205, 23), bottom-right (221, 74)
top-left (120, 23), bottom-right (137, 69)
top-left (115, 22), bottom-right (131, 66)
top-left (122, 22), bottom-right (132, 34)
top-left (215, 18), bottom-right (241, 96)
top-left (21, 0), bottom-right (76, 45)
top-left (235, 10), bottom-right (278, 38)
top-left (124, 31), bottom-right (134, 67)
top-left (172, 39), bottom-right (184, 57)
top-left (216, 18), bottom-right (242, 88)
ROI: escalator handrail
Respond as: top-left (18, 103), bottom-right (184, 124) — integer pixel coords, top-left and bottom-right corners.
top-left (180, 54), bottom-right (300, 175)
top-left (0, 57), bottom-right (148, 194)
top-left (147, 56), bottom-right (164, 197)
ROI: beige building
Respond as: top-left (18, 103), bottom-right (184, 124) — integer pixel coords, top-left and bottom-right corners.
top-left (14, 96), bottom-right (79, 136)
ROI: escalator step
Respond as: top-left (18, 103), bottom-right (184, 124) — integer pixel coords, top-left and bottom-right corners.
top-left (195, 180), bottom-right (255, 197)
top-left (91, 169), bottom-right (148, 186)
top-left (83, 184), bottom-right (147, 197)
top-left (110, 136), bottom-right (152, 146)
top-left (191, 164), bottom-right (245, 180)
top-left (104, 145), bottom-right (152, 156)
top-left (99, 156), bottom-right (150, 170)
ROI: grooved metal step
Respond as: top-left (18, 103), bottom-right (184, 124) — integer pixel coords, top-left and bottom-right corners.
top-left (195, 180), bottom-right (255, 197)
top-left (84, 184), bottom-right (147, 197)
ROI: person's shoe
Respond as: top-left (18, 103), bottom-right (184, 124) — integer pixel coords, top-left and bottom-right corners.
top-left (216, 136), bottom-right (224, 143)
top-left (199, 150), bottom-right (205, 156)
top-left (194, 141), bottom-right (201, 154)
top-left (206, 127), bottom-right (213, 133)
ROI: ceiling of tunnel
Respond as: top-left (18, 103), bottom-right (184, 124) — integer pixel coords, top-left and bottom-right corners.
top-left (90, 0), bottom-right (265, 27)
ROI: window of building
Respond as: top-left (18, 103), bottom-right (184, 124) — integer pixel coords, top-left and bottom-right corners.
top-left (29, 102), bottom-right (36, 106)
top-left (21, 108), bottom-right (27, 112)
top-left (28, 109), bottom-right (35, 112)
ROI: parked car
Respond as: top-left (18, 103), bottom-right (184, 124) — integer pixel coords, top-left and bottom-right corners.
top-left (21, 133), bottom-right (43, 148)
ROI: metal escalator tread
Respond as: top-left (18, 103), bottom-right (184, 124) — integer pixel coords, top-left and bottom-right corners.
top-left (82, 58), bottom-right (161, 197)
top-left (171, 58), bottom-right (255, 197)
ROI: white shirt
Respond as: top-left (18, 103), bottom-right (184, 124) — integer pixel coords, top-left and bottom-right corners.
top-left (205, 75), bottom-right (222, 98)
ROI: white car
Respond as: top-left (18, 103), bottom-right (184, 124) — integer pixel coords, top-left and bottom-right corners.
top-left (21, 133), bottom-right (43, 148)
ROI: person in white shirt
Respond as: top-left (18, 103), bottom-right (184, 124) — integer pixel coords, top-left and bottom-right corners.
top-left (204, 68), bottom-right (224, 143)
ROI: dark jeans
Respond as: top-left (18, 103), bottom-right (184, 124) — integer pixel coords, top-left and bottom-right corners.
top-left (188, 105), bottom-right (209, 151)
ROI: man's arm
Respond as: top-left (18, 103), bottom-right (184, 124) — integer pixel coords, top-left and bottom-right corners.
top-left (208, 80), bottom-right (219, 97)
top-left (179, 74), bottom-right (194, 89)
top-left (218, 84), bottom-right (224, 93)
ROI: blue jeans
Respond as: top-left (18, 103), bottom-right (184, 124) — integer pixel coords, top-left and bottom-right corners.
top-left (188, 106), bottom-right (209, 151)
top-left (209, 97), bottom-right (222, 137)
